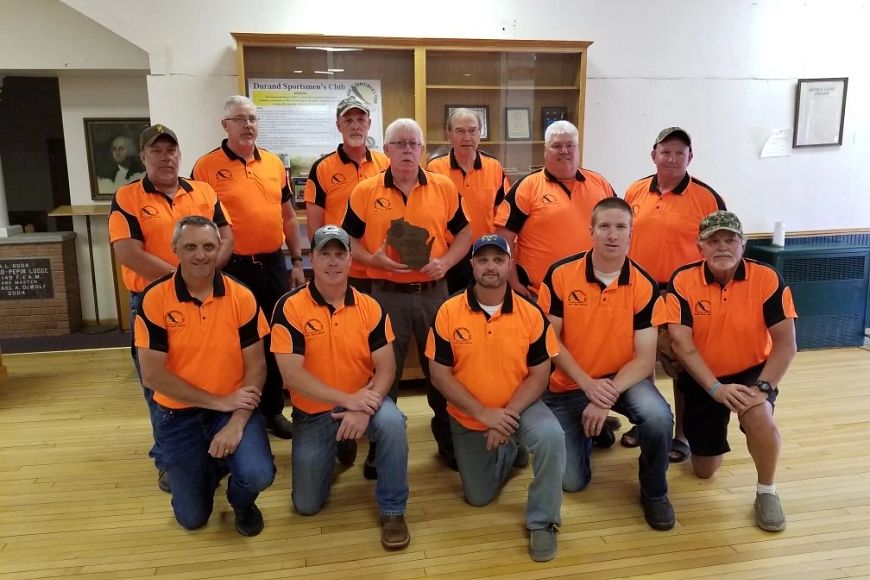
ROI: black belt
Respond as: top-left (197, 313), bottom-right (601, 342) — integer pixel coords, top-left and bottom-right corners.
top-left (229, 251), bottom-right (282, 266)
top-left (374, 279), bottom-right (441, 293)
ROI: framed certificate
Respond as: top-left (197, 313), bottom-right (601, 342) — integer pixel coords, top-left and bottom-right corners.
top-left (505, 107), bottom-right (531, 141)
top-left (793, 77), bottom-right (848, 148)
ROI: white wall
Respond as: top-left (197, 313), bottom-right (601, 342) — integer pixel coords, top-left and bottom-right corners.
top-left (58, 75), bottom-right (149, 321)
top-left (5, 0), bottom-right (869, 319)
top-left (0, 0), bottom-right (148, 72)
top-left (59, 0), bottom-right (869, 234)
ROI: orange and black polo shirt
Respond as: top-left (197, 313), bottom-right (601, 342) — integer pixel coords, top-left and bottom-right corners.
top-left (426, 149), bottom-right (509, 241)
top-left (303, 145), bottom-right (389, 278)
top-left (624, 173), bottom-right (726, 285)
top-left (653, 258), bottom-right (797, 377)
top-left (270, 282), bottom-right (394, 415)
top-left (425, 284), bottom-right (559, 431)
top-left (538, 250), bottom-right (658, 390)
top-left (134, 270), bottom-right (269, 410)
top-left (342, 167), bottom-right (469, 283)
top-left (109, 177), bottom-right (230, 293)
top-left (494, 168), bottom-right (615, 292)
top-left (191, 140), bottom-right (291, 255)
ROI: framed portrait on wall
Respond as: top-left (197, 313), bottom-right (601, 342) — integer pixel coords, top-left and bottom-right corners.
top-left (445, 105), bottom-right (489, 140)
top-left (792, 78), bottom-right (848, 148)
top-left (84, 118), bottom-right (150, 201)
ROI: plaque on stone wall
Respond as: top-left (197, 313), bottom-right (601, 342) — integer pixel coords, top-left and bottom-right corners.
top-left (0, 258), bottom-right (54, 300)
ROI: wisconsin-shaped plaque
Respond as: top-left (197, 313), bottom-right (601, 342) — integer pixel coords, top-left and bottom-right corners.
top-left (386, 218), bottom-right (433, 269)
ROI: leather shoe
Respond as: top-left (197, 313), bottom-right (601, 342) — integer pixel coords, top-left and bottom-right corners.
top-left (380, 514), bottom-right (410, 550)
top-left (266, 413), bottom-right (293, 439)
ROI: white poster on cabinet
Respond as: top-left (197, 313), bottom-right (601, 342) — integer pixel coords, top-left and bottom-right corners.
top-left (248, 78), bottom-right (384, 172)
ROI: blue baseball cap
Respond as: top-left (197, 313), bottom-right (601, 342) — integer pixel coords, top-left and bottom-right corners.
top-left (472, 234), bottom-right (511, 257)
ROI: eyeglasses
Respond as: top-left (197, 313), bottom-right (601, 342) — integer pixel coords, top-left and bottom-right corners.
top-left (225, 115), bottom-right (259, 124)
top-left (452, 128), bottom-right (479, 136)
top-left (387, 140), bottom-right (423, 150)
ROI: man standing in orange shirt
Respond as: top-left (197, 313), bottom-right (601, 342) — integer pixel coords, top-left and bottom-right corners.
top-left (622, 127), bottom-right (726, 462)
top-left (427, 108), bottom-right (509, 293)
top-left (494, 120), bottom-right (614, 299)
top-left (655, 211), bottom-right (797, 531)
top-left (192, 95), bottom-right (306, 440)
top-left (304, 95), bottom-right (389, 293)
top-left (343, 118), bottom-right (472, 471)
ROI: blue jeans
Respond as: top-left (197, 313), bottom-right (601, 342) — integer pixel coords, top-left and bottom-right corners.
top-left (291, 398), bottom-right (409, 516)
top-left (450, 400), bottom-right (566, 531)
top-left (154, 407), bottom-right (275, 529)
top-left (130, 291), bottom-right (163, 470)
top-left (544, 379), bottom-right (673, 499)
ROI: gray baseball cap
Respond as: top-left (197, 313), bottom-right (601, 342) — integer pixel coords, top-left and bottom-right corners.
top-left (312, 225), bottom-right (351, 251)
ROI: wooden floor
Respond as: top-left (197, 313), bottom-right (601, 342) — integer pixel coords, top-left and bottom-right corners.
top-left (1, 347), bottom-right (869, 579)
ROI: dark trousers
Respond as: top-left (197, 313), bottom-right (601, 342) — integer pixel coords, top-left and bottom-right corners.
top-left (222, 251), bottom-right (289, 417)
top-left (371, 279), bottom-right (452, 456)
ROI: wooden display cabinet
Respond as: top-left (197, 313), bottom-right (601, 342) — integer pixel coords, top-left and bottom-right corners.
top-left (232, 34), bottom-right (592, 179)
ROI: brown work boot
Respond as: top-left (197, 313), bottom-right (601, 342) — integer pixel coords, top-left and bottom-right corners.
top-left (380, 514), bottom-right (410, 550)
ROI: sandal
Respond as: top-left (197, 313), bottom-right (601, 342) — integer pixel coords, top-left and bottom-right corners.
top-left (669, 439), bottom-right (690, 463)
top-left (620, 426), bottom-right (640, 448)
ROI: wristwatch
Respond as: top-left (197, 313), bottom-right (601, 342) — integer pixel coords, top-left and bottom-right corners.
top-left (290, 255), bottom-right (304, 266)
top-left (753, 380), bottom-right (777, 399)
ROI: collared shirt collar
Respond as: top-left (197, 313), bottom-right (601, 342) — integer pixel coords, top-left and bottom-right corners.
top-left (173, 269), bottom-right (226, 304)
top-left (337, 143), bottom-right (374, 165)
top-left (220, 139), bottom-right (261, 164)
top-left (308, 280), bottom-right (355, 312)
top-left (449, 149), bottom-right (483, 173)
top-left (649, 172), bottom-right (690, 195)
top-left (464, 282), bottom-right (514, 319)
top-left (383, 166), bottom-right (428, 190)
top-left (583, 249), bottom-right (632, 288)
top-left (543, 168), bottom-right (586, 183)
top-left (543, 168), bottom-right (586, 197)
top-left (702, 258), bottom-right (748, 285)
top-left (143, 175), bottom-right (193, 197)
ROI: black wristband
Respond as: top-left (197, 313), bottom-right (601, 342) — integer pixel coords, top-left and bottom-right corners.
top-left (290, 256), bottom-right (303, 264)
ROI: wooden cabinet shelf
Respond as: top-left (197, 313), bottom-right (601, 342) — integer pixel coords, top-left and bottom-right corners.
top-left (232, 34), bottom-right (592, 172)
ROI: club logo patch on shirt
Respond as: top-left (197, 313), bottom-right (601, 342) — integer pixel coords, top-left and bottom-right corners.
top-left (542, 193), bottom-right (558, 205)
top-left (694, 300), bottom-right (712, 315)
top-left (140, 205), bottom-right (160, 219)
top-left (166, 310), bottom-right (186, 327)
top-left (568, 289), bottom-right (588, 305)
top-left (374, 197), bottom-right (392, 211)
top-left (631, 204), bottom-right (641, 216)
top-left (331, 173), bottom-right (347, 185)
top-left (452, 327), bottom-right (472, 344)
top-left (303, 318), bottom-right (325, 336)
top-left (216, 169), bottom-right (233, 181)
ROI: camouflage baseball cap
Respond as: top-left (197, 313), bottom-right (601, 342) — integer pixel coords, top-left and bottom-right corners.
top-left (336, 95), bottom-right (370, 117)
top-left (698, 210), bottom-right (744, 240)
